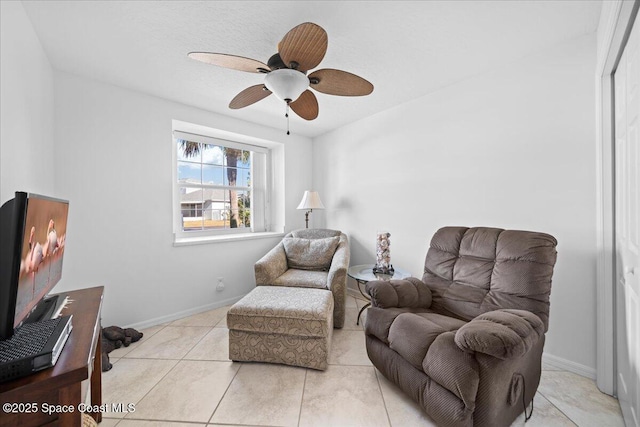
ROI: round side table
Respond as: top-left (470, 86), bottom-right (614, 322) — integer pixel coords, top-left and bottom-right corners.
top-left (347, 264), bottom-right (412, 325)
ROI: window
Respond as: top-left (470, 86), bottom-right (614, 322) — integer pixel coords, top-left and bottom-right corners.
top-left (173, 127), bottom-right (272, 240)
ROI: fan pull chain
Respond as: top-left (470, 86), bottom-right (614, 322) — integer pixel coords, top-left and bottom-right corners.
top-left (285, 103), bottom-right (290, 135)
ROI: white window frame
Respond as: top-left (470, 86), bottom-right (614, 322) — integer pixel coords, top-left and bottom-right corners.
top-left (172, 124), bottom-right (278, 244)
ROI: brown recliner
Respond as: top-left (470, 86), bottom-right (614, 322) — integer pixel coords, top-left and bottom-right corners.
top-left (365, 226), bottom-right (557, 427)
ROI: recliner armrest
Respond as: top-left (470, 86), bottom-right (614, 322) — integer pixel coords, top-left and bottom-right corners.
top-left (454, 309), bottom-right (544, 360)
top-left (365, 277), bottom-right (432, 309)
top-left (254, 243), bottom-right (288, 285)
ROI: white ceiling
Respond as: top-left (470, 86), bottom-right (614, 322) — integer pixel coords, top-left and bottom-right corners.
top-left (21, 1), bottom-right (602, 138)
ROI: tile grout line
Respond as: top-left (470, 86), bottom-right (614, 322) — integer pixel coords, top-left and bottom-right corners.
top-left (182, 324), bottom-right (218, 359)
top-left (121, 327), bottom-right (225, 362)
top-left (108, 308), bottom-right (613, 427)
top-left (117, 357), bottom-right (181, 421)
top-left (297, 369), bottom-right (308, 427)
top-left (108, 324), bottom-right (165, 359)
top-left (118, 321), bottom-right (218, 422)
top-left (178, 324), bottom-right (225, 424)
top-left (207, 362), bottom-right (244, 424)
top-left (113, 415), bottom-right (212, 425)
top-left (208, 422), bottom-right (282, 426)
top-left (535, 388), bottom-right (579, 426)
top-left (374, 368), bottom-right (394, 427)
top-left (120, 324), bottom-right (213, 360)
top-left (202, 309), bottom-right (240, 425)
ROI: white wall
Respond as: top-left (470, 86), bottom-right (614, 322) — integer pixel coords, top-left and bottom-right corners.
top-left (0, 0), bottom-right (313, 329)
top-left (0, 1), bottom-right (55, 204)
top-left (0, 2), bottom-right (599, 373)
top-left (313, 34), bottom-right (598, 373)
top-left (53, 71), bottom-right (313, 327)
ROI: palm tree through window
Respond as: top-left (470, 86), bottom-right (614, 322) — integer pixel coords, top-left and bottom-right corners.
top-left (177, 139), bottom-right (251, 232)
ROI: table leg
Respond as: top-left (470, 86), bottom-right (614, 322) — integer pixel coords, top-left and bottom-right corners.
top-left (58, 383), bottom-right (82, 427)
top-left (90, 331), bottom-right (103, 423)
top-left (355, 279), bottom-right (371, 326)
top-left (356, 302), bottom-right (370, 326)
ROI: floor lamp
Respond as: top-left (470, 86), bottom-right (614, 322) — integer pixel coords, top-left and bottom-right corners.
top-left (297, 191), bottom-right (325, 228)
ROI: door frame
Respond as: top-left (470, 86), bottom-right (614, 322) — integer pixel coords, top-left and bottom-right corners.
top-left (596, 0), bottom-right (639, 396)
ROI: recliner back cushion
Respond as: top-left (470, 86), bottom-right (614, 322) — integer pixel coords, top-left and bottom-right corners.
top-left (423, 227), bottom-right (557, 330)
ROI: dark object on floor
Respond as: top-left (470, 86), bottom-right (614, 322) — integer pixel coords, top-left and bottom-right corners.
top-left (101, 326), bottom-right (143, 372)
top-left (365, 226), bottom-right (557, 427)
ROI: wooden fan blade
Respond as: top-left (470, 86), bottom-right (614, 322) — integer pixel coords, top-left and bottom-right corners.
top-left (308, 69), bottom-right (374, 96)
top-left (229, 85), bottom-right (272, 109)
top-left (278, 23), bottom-right (328, 72)
top-left (290, 90), bottom-right (319, 120)
top-left (188, 52), bottom-right (269, 73)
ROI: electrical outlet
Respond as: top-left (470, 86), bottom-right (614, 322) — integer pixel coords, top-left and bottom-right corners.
top-left (216, 277), bottom-right (225, 291)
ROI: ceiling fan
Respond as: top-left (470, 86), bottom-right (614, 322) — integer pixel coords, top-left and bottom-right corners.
top-left (188, 22), bottom-right (374, 134)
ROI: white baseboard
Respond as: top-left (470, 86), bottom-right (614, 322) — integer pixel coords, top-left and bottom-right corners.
top-left (124, 294), bottom-right (245, 330)
top-left (542, 352), bottom-right (596, 379)
top-left (150, 289), bottom-right (596, 382)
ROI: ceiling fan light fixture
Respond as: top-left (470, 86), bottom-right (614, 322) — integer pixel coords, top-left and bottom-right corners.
top-left (264, 68), bottom-right (309, 103)
top-left (189, 23), bottom-right (374, 134)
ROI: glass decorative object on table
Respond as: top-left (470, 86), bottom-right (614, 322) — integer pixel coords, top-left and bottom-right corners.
top-left (373, 231), bottom-right (394, 275)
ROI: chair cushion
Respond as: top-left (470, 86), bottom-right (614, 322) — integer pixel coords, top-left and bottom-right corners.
top-left (272, 269), bottom-right (328, 289)
top-left (386, 312), bottom-right (466, 371)
top-left (283, 236), bottom-right (340, 270)
top-left (227, 286), bottom-right (333, 338)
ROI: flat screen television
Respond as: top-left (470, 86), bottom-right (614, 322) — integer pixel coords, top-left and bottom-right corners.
top-left (0, 192), bottom-right (69, 340)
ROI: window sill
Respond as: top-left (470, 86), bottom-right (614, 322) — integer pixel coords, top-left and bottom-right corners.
top-left (173, 231), bottom-right (285, 247)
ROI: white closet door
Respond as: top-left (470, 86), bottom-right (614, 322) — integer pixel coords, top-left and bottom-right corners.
top-left (615, 12), bottom-right (640, 427)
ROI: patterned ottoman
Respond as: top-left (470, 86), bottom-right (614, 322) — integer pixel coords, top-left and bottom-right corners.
top-left (228, 286), bottom-right (333, 370)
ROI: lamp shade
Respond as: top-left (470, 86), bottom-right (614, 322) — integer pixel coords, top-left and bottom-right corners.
top-left (264, 69), bottom-right (309, 102)
top-left (297, 191), bottom-right (325, 210)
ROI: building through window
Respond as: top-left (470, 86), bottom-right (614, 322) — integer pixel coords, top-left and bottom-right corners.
top-left (173, 129), bottom-right (269, 238)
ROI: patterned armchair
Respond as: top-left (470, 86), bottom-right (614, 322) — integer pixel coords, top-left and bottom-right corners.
top-left (254, 229), bottom-right (350, 328)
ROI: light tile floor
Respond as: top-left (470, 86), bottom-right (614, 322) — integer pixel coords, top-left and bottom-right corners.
top-left (102, 295), bottom-right (625, 427)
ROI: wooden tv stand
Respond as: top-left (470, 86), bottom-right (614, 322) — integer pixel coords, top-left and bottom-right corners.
top-left (0, 286), bottom-right (104, 426)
